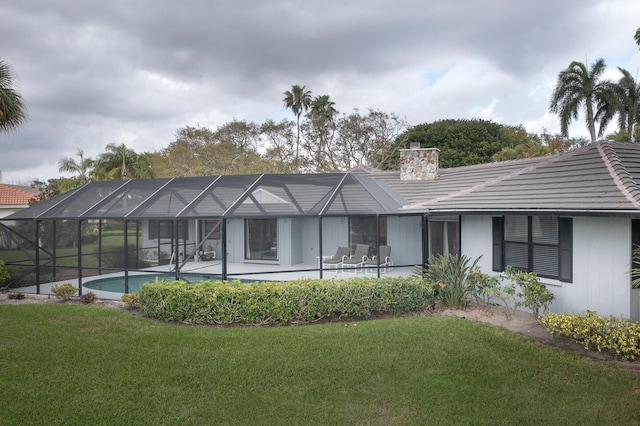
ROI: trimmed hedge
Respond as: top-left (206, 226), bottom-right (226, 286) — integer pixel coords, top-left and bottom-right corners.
top-left (139, 277), bottom-right (433, 325)
top-left (541, 310), bottom-right (640, 360)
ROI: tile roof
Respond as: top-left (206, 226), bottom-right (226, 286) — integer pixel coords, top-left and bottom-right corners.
top-left (356, 140), bottom-right (640, 216)
top-left (0, 184), bottom-right (40, 206)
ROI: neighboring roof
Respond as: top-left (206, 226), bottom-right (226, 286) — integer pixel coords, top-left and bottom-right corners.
top-left (356, 140), bottom-right (640, 216)
top-left (0, 184), bottom-right (39, 206)
top-left (3, 173), bottom-right (408, 221)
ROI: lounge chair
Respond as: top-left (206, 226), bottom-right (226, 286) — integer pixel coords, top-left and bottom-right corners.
top-left (341, 244), bottom-right (370, 272)
top-left (322, 246), bottom-right (350, 270)
top-left (363, 245), bottom-right (392, 273)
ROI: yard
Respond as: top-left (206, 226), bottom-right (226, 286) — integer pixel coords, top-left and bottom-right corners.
top-left (1, 303), bottom-right (639, 425)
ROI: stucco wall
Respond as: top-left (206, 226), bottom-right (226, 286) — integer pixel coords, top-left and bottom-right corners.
top-left (461, 215), bottom-right (634, 318)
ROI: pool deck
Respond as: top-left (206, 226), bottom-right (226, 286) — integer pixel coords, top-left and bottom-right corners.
top-left (16, 260), bottom-right (416, 300)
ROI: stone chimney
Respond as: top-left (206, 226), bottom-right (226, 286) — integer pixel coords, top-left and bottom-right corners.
top-left (399, 145), bottom-right (439, 181)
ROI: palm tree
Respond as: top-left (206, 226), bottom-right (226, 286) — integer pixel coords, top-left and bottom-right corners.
top-left (635, 27), bottom-right (640, 49)
top-left (308, 95), bottom-right (338, 171)
top-left (58, 149), bottom-right (94, 185)
top-left (550, 59), bottom-right (612, 142)
top-left (310, 95), bottom-right (337, 122)
top-left (0, 59), bottom-right (27, 132)
top-left (92, 143), bottom-right (153, 180)
top-left (282, 84), bottom-right (312, 168)
top-left (610, 68), bottom-right (640, 142)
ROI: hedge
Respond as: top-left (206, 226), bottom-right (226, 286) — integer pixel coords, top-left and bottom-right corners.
top-left (138, 277), bottom-right (434, 325)
top-left (541, 310), bottom-right (640, 360)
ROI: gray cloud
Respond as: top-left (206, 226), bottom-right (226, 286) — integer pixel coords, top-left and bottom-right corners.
top-left (1, 0), bottom-right (639, 183)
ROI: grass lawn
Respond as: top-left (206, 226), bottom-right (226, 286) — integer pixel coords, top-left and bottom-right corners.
top-left (1, 305), bottom-right (639, 425)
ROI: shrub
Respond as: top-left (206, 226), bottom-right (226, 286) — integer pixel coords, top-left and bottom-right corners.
top-left (503, 266), bottom-right (554, 317)
top-left (80, 291), bottom-right (97, 304)
top-left (541, 311), bottom-right (640, 360)
top-left (0, 260), bottom-right (10, 288)
top-left (120, 292), bottom-right (140, 308)
top-left (138, 277), bottom-right (433, 326)
top-left (414, 254), bottom-right (480, 309)
top-left (51, 283), bottom-right (77, 301)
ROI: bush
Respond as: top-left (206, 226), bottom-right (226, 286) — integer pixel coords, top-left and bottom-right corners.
top-left (138, 277), bottom-right (433, 326)
top-left (504, 267), bottom-right (554, 317)
top-left (120, 292), bottom-right (140, 308)
top-left (414, 254), bottom-right (480, 309)
top-left (0, 260), bottom-right (10, 288)
top-left (51, 283), bottom-right (77, 301)
top-left (541, 311), bottom-right (640, 360)
top-left (80, 291), bottom-right (97, 304)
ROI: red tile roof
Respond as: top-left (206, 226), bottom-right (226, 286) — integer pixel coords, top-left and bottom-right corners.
top-left (0, 184), bottom-right (40, 206)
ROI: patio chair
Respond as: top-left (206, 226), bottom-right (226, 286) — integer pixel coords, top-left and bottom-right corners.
top-left (341, 244), bottom-right (370, 273)
top-left (322, 246), bottom-right (350, 270)
top-left (363, 245), bottom-right (392, 273)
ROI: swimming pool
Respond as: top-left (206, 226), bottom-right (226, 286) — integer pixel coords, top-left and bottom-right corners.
top-left (84, 273), bottom-right (236, 294)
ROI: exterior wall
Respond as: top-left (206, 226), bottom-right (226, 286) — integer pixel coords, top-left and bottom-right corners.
top-left (388, 215), bottom-right (423, 266)
top-left (140, 215), bottom-right (420, 269)
top-left (320, 217), bottom-right (349, 261)
top-left (0, 205), bottom-right (27, 226)
top-left (461, 215), bottom-right (634, 319)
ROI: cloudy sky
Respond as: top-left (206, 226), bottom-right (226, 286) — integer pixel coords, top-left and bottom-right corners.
top-left (1, 0), bottom-right (639, 184)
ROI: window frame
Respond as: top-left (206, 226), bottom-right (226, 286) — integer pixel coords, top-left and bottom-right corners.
top-left (493, 215), bottom-right (572, 282)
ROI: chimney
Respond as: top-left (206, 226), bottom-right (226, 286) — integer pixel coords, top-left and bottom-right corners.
top-left (399, 146), bottom-right (439, 181)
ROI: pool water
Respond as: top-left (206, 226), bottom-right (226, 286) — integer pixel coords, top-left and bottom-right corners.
top-left (84, 273), bottom-right (230, 294)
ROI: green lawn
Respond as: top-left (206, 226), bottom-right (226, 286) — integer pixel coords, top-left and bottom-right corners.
top-left (1, 305), bottom-right (639, 425)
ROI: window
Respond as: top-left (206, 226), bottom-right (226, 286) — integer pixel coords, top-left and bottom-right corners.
top-left (429, 219), bottom-right (459, 257)
top-left (149, 220), bottom-right (188, 240)
top-left (245, 219), bottom-right (278, 261)
top-left (493, 215), bottom-right (572, 282)
top-left (201, 219), bottom-right (221, 240)
top-left (349, 217), bottom-right (387, 257)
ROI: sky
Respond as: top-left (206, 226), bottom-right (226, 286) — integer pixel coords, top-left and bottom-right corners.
top-left (1, 0), bottom-right (639, 184)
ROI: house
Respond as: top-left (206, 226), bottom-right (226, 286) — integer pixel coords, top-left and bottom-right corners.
top-left (0, 184), bottom-right (39, 221)
top-left (2, 140), bottom-right (640, 320)
top-left (356, 141), bottom-right (640, 320)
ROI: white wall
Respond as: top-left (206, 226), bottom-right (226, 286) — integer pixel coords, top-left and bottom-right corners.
top-left (388, 215), bottom-right (423, 266)
top-left (461, 215), bottom-right (634, 319)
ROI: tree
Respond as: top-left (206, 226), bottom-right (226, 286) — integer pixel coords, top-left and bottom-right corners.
top-left (635, 27), bottom-right (640, 50)
top-left (380, 119), bottom-right (524, 169)
top-left (330, 109), bottom-right (408, 171)
top-left (92, 143), bottom-right (153, 180)
top-left (282, 84), bottom-right (312, 169)
top-left (58, 149), bottom-right (94, 185)
top-left (303, 95), bottom-right (338, 172)
top-left (0, 59), bottom-right (27, 132)
top-left (494, 131), bottom-right (586, 161)
top-left (261, 119), bottom-right (299, 173)
top-left (609, 68), bottom-right (640, 142)
top-left (549, 59), bottom-right (612, 142)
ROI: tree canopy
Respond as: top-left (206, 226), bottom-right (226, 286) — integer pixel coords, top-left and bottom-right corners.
top-left (379, 119), bottom-right (530, 169)
top-left (0, 59), bottom-right (27, 132)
